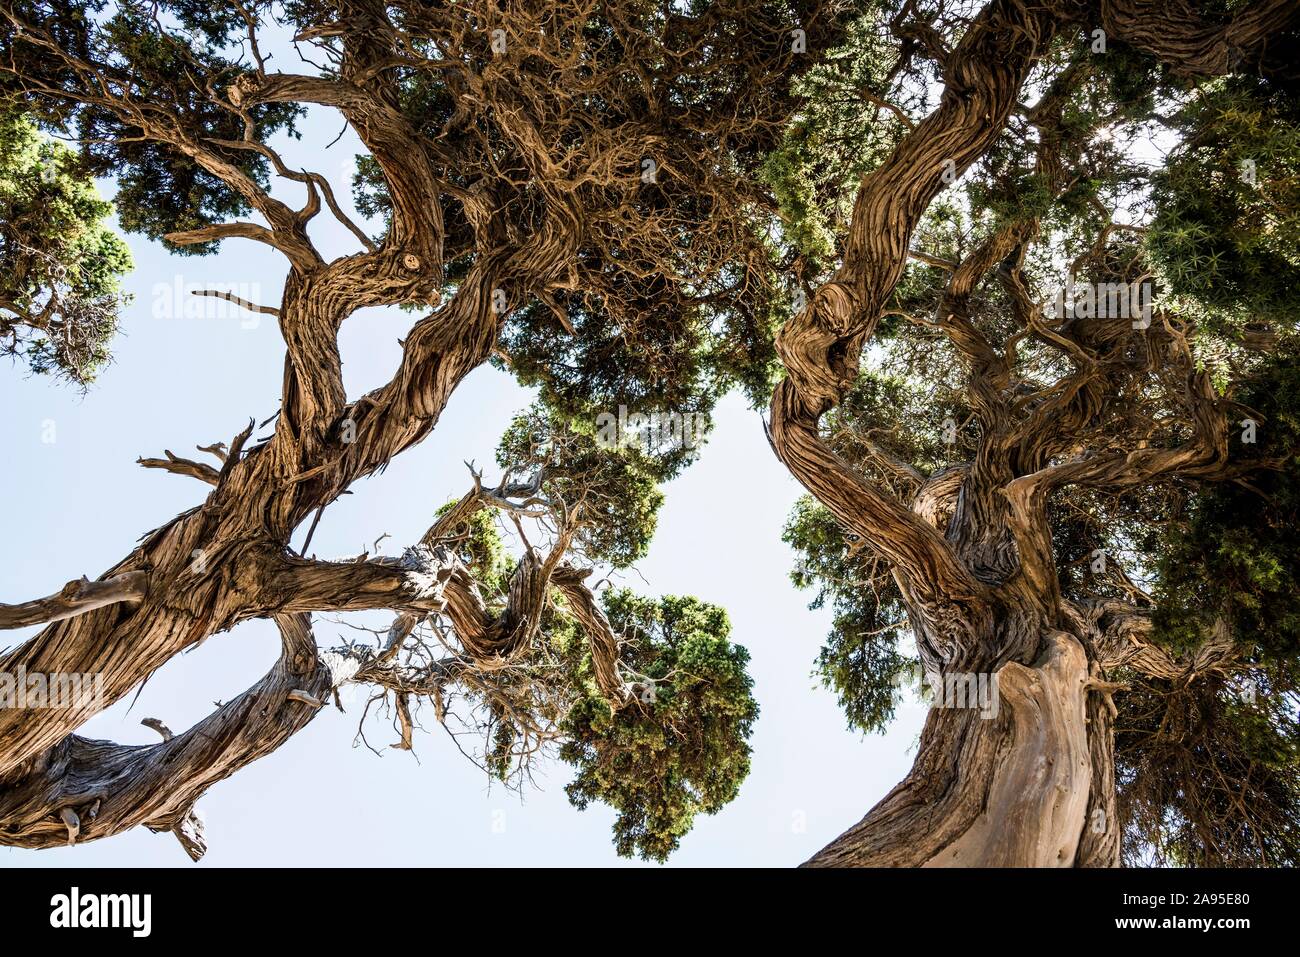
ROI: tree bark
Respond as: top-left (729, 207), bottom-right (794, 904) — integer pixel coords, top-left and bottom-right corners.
top-left (0, 615), bottom-right (332, 859)
top-left (806, 629), bottom-right (1116, 867)
top-left (774, 0), bottom-right (1284, 868)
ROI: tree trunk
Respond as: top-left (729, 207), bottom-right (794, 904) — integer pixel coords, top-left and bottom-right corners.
top-left (806, 630), bottom-right (1118, 867)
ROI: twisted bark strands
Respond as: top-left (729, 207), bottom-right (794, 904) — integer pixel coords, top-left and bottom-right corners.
top-left (781, 0), bottom-right (1288, 867)
top-left (1095, 0), bottom-right (1300, 79)
top-left (806, 632), bottom-right (1092, 866)
top-left (0, 614), bottom-right (331, 855)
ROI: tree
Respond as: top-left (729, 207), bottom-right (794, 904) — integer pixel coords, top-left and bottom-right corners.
top-left (0, 108), bottom-right (131, 385)
top-left (0, 0), bottom-right (842, 860)
top-left (3, 0), bottom-right (1299, 870)
top-left (771, 0), bottom-right (1300, 865)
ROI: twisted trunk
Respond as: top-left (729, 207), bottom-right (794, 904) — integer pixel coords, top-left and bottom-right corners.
top-left (0, 248), bottom-right (512, 845)
top-left (806, 629), bottom-right (1117, 867)
top-left (772, 0), bottom-right (1288, 868)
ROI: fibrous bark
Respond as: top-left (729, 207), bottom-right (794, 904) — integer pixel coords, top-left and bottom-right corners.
top-left (1, 0), bottom-right (1293, 865)
top-left (771, 0), bottom-right (1294, 867)
top-left (1, 0), bottom-right (810, 856)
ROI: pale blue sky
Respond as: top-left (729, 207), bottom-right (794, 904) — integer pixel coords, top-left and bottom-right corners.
top-left (1, 102), bottom-right (925, 868)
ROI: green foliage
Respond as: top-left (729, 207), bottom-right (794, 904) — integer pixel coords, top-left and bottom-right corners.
top-left (434, 497), bottom-right (513, 598)
top-left (759, 7), bottom-right (906, 276)
top-left (783, 495), bottom-right (913, 734)
top-left (3, 2), bottom-right (301, 254)
top-left (0, 109), bottom-right (131, 384)
top-left (829, 370), bottom-right (965, 470)
top-left (498, 293), bottom-right (716, 427)
top-left (484, 403), bottom-right (757, 861)
top-left (1151, 354), bottom-right (1300, 663)
top-left (496, 404), bottom-right (666, 568)
top-left (342, 2), bottom-right (860, 414)
top-left (559, 590), bottom-right (757, 862)
top-left (1147, 78), bottom-right (1300, 330)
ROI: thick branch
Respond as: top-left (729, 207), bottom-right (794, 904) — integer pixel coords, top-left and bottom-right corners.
top-left (768, 0), bottom-right (1057, 625)
top-left (0, 614), bottom-right (330, 856)
top-left (1095, 0), bottom-right (1300, 79)
top-left (0, 571), bottom-right (149, 630)
top-left (1077, 599), bottom-right (1239, 680)
top-left (553, 566), bottom-right (633, 708)
top-left (263, 547), bottom-right (458, 616)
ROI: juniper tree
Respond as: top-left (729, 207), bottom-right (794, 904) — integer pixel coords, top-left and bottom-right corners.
top-left (0, 0), bottom-right (839, 860)
top-left (4, 0), bottom-right (1299, 870)
top-left (771, 0), bottom-right (1300, 865)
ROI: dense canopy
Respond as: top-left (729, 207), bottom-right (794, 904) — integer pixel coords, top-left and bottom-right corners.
top-left (1, 0), bottom-right (1298, 867)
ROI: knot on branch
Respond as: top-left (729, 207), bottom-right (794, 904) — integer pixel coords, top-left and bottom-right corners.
top-left (58, 576), bottom-right (90, 599)
top-left (226, 74), bottom-right (259, 108)
top-left (397, 544), bottom-right (458, 609)
top-left (141, 717), bottom-right (175, 741)
top-left (58, 807), bottom-right (80, 846)
top-left (774, 281), bottom-right (864, 410)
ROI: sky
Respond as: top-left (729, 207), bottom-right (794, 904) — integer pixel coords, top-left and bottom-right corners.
top-left (1, 98), bottom-right (928, 868)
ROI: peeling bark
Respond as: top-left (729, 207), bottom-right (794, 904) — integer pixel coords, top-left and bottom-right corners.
top-left (772, 0), bottom-right (1280, 867)
top-left (1, 0), bottom-right (1286, 865)
top-left (0, 615), bottom-right (331, 857)
top-left (806, 632), bottom-right (1094, 867)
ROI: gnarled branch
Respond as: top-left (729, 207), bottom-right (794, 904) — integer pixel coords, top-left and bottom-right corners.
top-left (0, 571), bottom-right (149, 631)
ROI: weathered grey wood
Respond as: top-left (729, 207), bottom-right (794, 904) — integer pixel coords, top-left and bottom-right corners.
top-left (0, 572), bottom-right (149, 630)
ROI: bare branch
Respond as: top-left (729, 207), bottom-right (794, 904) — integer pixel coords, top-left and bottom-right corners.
top-left (0, 571), bottom-right (149, 631)
top-left (190, 289), bottom-right (280, 317)
top-left (137, 450), bottom-right (221, 486)
top-left (162, 222), bottom-right (282, 252)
